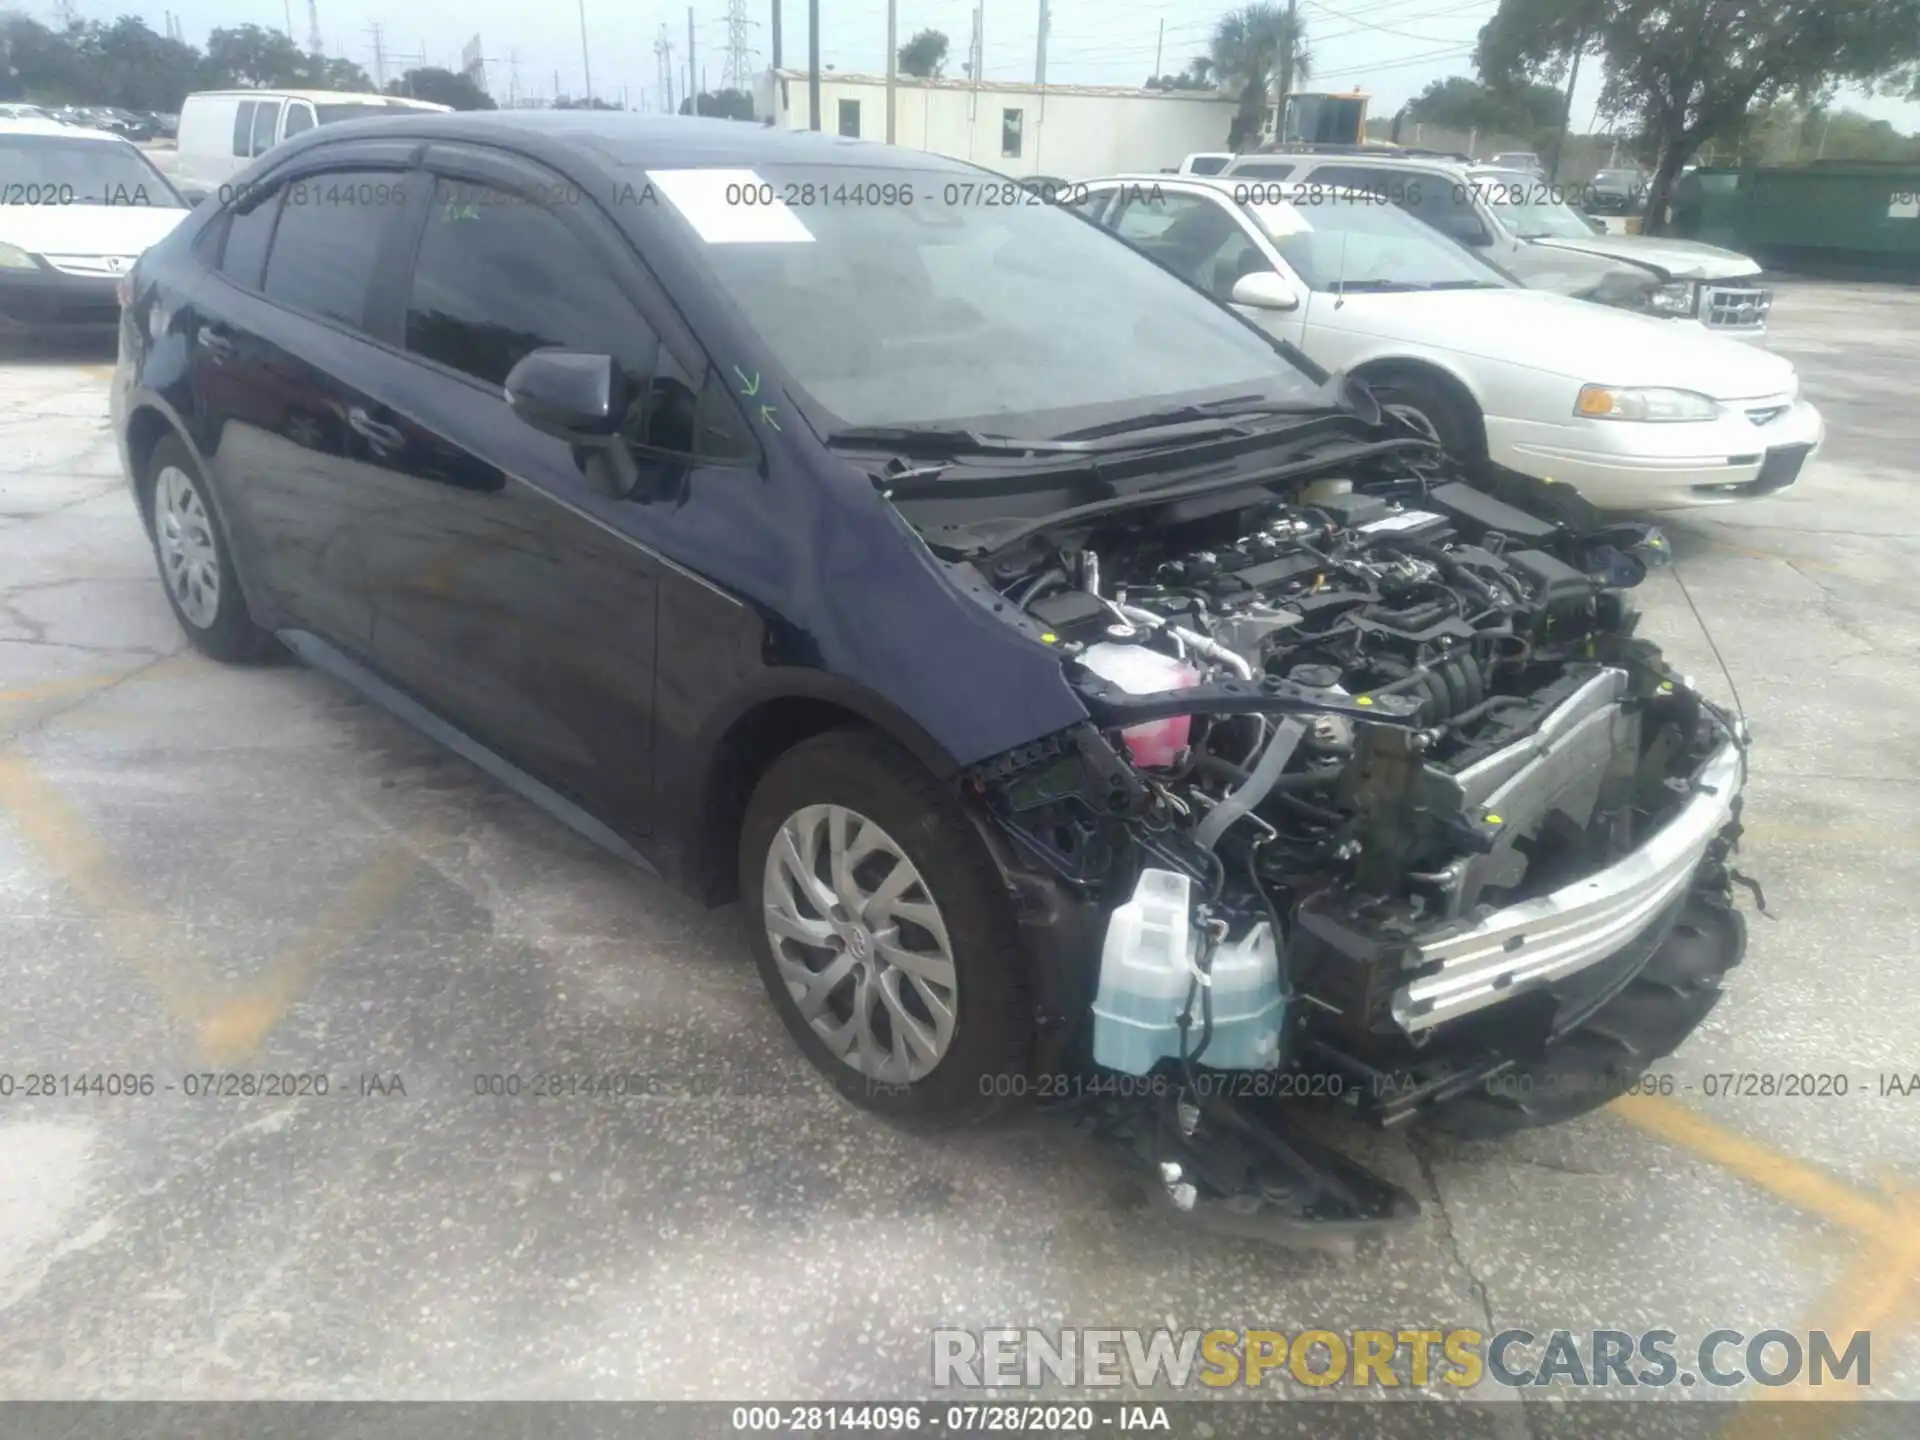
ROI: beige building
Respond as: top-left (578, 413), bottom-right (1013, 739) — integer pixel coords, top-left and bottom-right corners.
top-left (754, 69), bottom-right (1238, 177)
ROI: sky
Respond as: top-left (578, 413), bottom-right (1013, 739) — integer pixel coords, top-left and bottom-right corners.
top-left (33, 0), bottom-right (1920, 132)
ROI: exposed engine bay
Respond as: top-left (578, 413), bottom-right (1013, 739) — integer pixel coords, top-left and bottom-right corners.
top-left (939, 466), bottom-right (1750, 1157)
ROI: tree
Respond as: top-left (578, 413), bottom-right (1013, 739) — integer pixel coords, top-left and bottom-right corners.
top-left (1209, 3), bottom-right (1310, 151)
top-left (1405, 75), bottom-right (1564, 139)
top-left (1478, 0), bottom-right (1920, 231)
top-left (678, 88), bottom-right (756, 119)
top-left (387, 67), bottom-right (495, 110)
top-left (202, 24), bottom-right (312, 89)
top-left (553, 96), bottom-right (623, 109)
top-left (1146, 58), bottom-right (1215, 91)
top-left (313, 57), bottom-right (375, 92)
top-left (898, 29), bottom-right (949, 79)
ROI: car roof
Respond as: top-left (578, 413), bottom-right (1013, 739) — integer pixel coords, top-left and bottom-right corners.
top-left (0, 118), bottom-right (129, 143)
top-left (186, 89), bottom-right (452, 110)
top-left (1082, 172), bottom-right (1378, 204)
top-left (273, 110), bottom-right (994, 174)
top-left (1238, 150), bottom-right (1474, 177)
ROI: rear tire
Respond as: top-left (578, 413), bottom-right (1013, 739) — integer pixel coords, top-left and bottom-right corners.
top-left (738, 727), bottom-right (1032, 1128)
top-left (143, 437), bottom-right (278, 664)
top-left (1426, 899), bottom-right (1746, 1138)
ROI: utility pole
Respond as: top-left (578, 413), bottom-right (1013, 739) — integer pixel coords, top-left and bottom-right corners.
top-left (1546, 29), bottom-right (1587, 183)
top-left (307, 0), bottom-right (323, 56)
top-left (688, 7), bottom-right (697, 111)
top-left (1276, 0), bottom-right (1298, 137)
top-left (771, 0), bottom-right (782, 71)
top-left (886, 0), bottom-right (897, 142)
top-left (1152, 18), bottom-right (1163, 82)
top-left (367, 22), bottom-right (387, 88)
top-left (578, 0), bottom-right (594, 105)
top-left (508, 47), bottom-right (520, 106)
top-left (1034, 0), bottom-right (1048, 86)
top-left (807, 0), bottom-right (820, 129)
top-left (656, 25), bottom-right (677, 113)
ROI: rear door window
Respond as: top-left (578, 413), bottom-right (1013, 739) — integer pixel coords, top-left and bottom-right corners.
top-left (260, 171), bottom-right (406, 329)
top-left (283, 104), bottom-right (316, 139)
top-left (219, 193), bottom-right (280, 289)
top-left (230, 101), bottom-right (256, 157)
top-left (248, 101), bottom-right (282, 157)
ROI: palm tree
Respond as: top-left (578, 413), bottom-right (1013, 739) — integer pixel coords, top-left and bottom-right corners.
top-left (1208, 3), bottom-right (1310, 151)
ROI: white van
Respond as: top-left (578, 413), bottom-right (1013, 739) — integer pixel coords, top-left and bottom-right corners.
top-left (173, 90), bottom-right (451, 200)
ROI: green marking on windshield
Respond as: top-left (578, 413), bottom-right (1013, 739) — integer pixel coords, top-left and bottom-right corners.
top-left (733, 365), bottom-right (761, 397)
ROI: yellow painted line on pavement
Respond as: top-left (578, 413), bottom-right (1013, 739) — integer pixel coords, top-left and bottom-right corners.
top-left (0, 737), bottom-right (428, 1064)
top-left (196, 834), bottom-right (425, 1065)
top-left (0, 671), bottom-right (134, 708)
top-left (1611, 1094), bottom-right (1897, 1241)
top-left (1612, 1096), bottom-right (1920, 1426)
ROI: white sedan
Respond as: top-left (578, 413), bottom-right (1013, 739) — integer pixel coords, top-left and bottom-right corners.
top-left (1069, 174), bottom-right (1824, 510)
top-left (0, 118), bottom-right (191, 333)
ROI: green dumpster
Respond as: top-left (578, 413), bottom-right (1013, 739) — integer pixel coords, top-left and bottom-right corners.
top-left (1671, 163), bottom-right (1920, 275)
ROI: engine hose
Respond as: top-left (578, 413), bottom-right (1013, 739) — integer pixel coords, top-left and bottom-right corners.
top-left (1383, 538), bottom-right (1499, 608)
top-left (1443, 694), bottom-right (1532, 732)
top-left (1194, 754), bottom-right (1341, 791)
top-left (1442, 657), bottom-right (1471, 715)
top-left (1193, 716), bottom-right (1308, 852)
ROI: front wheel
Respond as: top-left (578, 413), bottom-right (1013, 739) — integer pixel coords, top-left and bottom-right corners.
top-left (738, 728), bottom-right (1033, 1127)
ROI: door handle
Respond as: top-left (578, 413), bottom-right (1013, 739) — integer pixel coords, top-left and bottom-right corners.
top-left (195, 328), bottom-right (235, 362)
top-left (347, 405), bottom-right (406, 453)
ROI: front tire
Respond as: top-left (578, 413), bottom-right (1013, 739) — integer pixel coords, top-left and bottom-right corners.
top-left (738, 728), bottom-right (1032, 1128)
top-left (1367, 371), bottom-right (1485, 466)
top-left (143, 437), bottom-right (277, 664)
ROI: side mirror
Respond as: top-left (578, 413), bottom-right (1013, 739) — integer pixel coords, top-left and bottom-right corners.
top-left (1230, 270), bottom-right (1300, 311)
top-left (505, 350), bottom-right (622, 444)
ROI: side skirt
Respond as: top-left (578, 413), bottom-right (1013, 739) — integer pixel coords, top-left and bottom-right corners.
top-left (278, 628), bottom-right (658, 875)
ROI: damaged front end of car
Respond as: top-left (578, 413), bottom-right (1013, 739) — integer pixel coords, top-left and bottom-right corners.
top-left (905, 445), bottom-right (1753, 1243)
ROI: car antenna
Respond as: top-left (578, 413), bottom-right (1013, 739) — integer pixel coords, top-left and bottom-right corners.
top-left (1333, 226), bottom-right (1350, 310)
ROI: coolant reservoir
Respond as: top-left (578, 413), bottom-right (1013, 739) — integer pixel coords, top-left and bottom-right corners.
top-left (1092, 869), bottom-right (1288, 1076)
top-left (1079, 642), bottom-right (1200, 768)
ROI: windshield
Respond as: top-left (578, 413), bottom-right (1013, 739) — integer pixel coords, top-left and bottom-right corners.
top-left (0, 136), bottom-right (183, 207)
top-left (1250, 193), bottom-right (1512, 291)
top-left (1473, 173), bottom-right (1598, 239)
top-left (663, 164), bottom-right (1324, 437)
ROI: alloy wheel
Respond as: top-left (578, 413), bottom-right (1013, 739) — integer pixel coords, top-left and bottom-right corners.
top-left (154, 465), bottom-right (221, 629)
top-left (761, 803), bottom-right (960, 1083)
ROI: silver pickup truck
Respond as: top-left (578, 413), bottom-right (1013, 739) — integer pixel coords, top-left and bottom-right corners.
top-left (1222, 152), bottom-right (1773, 339)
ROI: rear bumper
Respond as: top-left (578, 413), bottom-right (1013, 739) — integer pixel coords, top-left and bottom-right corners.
top-left (0, 269), bottom-right (120, 331)
top-left (1485, 396), bottom-right (1824, 510)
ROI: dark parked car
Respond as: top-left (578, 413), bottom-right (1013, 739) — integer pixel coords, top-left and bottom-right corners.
top-left (113, 113), bottom-right (1752, 1237)
top-left (1585, 167), bottom-right (1648, 216)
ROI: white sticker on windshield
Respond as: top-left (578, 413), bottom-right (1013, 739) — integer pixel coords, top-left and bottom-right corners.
top-left (1249, 202), bottom-right (1311, 237)
top-left (646, 168), bottom-right (816, 244)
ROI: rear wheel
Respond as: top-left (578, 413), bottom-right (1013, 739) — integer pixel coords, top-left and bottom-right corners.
top-left (738, 728), bottom-right (1032, 1127)
top-left (1427, 899), bottom-right (1746, 1138)
top-left (144, 437), bottom-right (277, 664)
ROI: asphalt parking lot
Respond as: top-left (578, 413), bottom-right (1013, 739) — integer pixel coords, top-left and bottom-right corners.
top-left (1, 284), bottom-right (1917, 1417)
